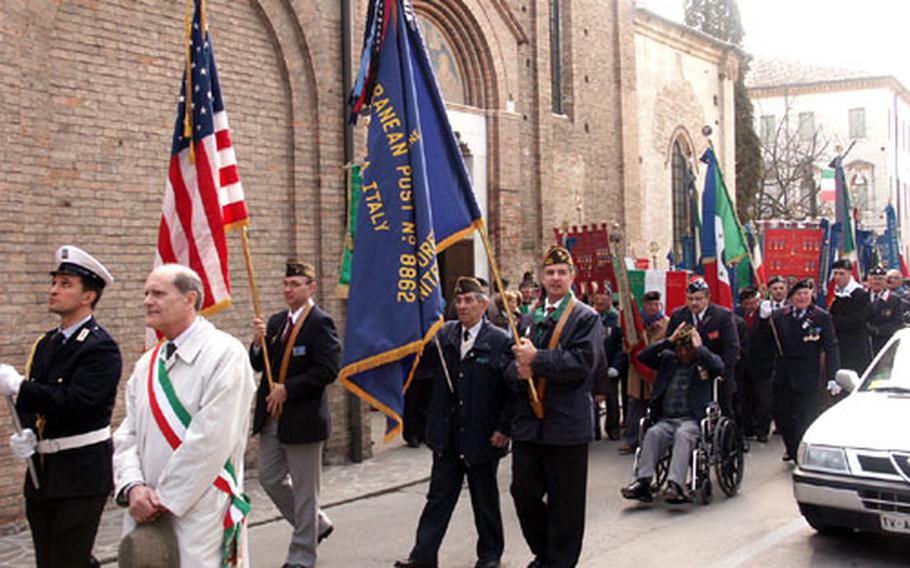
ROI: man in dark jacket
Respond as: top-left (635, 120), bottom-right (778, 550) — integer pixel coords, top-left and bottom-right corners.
top-left (867, 265), bottom-right (904, 354)
top-left (735, 286), bottom-right (775, 442)
top-left (592, 288), bottom-right (626, 440)
top-left (250, 259), bottom-right (341, 568)
top-left (760, 278), bottom-right (839, 461)
top-left (828, 258), bottom-right (872, 374)
top-left (620, 324), bottom-right (724, 503)
top-left (508, 246), bottom-right (605, 568)
top-left (0, 245), bottom-right (122, 568)
top-left (666, 279), bottom-right (740, 418)
top-left (396, 277), bottom-right (512, 568)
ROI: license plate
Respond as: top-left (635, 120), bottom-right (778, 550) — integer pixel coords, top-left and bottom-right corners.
top-left (880, 512), bottom-right (910, 534)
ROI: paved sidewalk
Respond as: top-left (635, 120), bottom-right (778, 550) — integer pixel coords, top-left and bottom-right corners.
top-left (0, 433), bottom-right (432, 567)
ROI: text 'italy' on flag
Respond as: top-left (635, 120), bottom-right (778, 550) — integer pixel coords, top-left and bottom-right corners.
top-left (341, 0), bottom-right (483, 439)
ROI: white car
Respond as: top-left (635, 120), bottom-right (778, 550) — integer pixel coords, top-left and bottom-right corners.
top-left (793, 329), bottom-right (910, 537)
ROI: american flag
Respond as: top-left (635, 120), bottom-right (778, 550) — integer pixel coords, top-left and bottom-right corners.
top-left (155, 0), bottom-right (248, 315)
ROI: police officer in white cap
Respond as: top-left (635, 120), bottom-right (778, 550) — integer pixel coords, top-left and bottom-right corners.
top-left (0, 245), bottom-right (122, 568)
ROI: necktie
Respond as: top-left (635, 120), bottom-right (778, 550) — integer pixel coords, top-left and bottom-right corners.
top-left (46, 331), bottom-right (65, 359)
top-left (281, 315), bottom-right (294, 344)
top-left (463, 329), bottom-right (470, 342)
top-left (546, 306), bottom-right (556, 317)
top-left (165, 341), bottom-right (177, 360)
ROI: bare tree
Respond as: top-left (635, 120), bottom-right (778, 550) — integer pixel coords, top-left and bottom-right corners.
top-left (756, 98), bottom-right (830, 220)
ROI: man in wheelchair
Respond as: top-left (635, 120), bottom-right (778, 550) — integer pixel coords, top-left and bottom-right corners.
top-left (620, 323), bottom-right (725, 504)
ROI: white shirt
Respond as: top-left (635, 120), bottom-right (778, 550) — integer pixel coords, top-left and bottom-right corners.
top-left (544, 294), bottom-right (567, 314)
top-left (59, 314), bottom-right (93, 342)
top-left (460, 320), bottom-right (483, 359)
top-left (692, 308), bottom-right (707, 326)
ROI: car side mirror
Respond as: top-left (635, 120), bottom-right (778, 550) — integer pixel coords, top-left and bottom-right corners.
top-left (835, 369), bottom-right (860, 393)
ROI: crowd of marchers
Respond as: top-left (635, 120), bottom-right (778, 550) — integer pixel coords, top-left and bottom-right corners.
top-left (3, 243), bottom-right (907, 568)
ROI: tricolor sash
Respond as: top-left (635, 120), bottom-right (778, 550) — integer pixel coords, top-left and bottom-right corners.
top-left (147, 343), bottom-right (251, 567)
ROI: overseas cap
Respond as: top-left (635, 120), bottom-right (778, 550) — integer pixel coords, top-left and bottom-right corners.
top-left (686, 278), bottom-right (710, 294)
top-left (869, 265), bottom-right (887, 276)
top-left (51, 245), bottom-right (113, 287)
top-left (787, 278), bottom-right (814, 298)
top-left (453, 276), bottom-right (484, 296)
top-left (542, 245), bottom-right (573, 267)
top-left (286, 259), bottom-right (316, 279)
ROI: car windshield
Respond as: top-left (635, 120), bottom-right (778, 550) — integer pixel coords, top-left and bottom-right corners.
top-left (860, 337), bottom-right (910, 393)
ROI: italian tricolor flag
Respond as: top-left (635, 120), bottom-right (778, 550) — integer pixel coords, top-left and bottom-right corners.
top-left (820, 168), bottom-right (836, 202)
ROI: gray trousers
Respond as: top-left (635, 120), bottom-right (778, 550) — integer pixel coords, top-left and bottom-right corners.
top-left (637, 418), bottom-right (700, 487)
top-left (259, 419), bottom-right (332, 566)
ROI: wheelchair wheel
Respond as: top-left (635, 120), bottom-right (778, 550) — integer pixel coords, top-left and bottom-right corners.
top-left (713, 417), bottom-right (744, 497)
top-left (695, 477), bottom-right (713, 505)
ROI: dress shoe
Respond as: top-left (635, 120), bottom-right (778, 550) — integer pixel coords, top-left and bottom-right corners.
top-left (620, 478), bottom-right (654, 502)
top-left (526, 558), bottom-right (548, 568)
top-left (475, 560), bottom-right (501, 568)
top-left (394, 558), bottom-right (437, 568)
top-left (782, 453), bottom-right (793, 462)
top-left (756, 434), bottom-right (769, 443)
top-left (617, 443), bottom-right (636, 455)
top-left (662, 481), bottom-right (690, 504)
top-left (282, 564), bottom-right (311, 568)
top-left (318, 523), bottom-right (334, 544)
top-left (607, 430), bottom-right (621, 441)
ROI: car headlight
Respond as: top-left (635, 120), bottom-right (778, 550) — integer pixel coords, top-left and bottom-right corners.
top-left (800, 445), bottom-right (849, 473)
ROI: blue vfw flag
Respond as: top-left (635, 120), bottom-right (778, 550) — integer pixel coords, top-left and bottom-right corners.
top-left (342, 0), bottom-right (483, 438)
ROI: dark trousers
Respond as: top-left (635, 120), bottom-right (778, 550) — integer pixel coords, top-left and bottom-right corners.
top-left (604, 374), bottom-right (622, 436)
top-left (740, 376), bottom-right (773, 438)
top-left (773, 382), bottom-right (821, 458)
top-left (410, 451), bottom-right (504, 563)
top-left (510, 441), bottom-right (588, 568)
top-left (26, 491), bottom-right (107, 568)
top-left (403, 378), bottom-right (431, 445)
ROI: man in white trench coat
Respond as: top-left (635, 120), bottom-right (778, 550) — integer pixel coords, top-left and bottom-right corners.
top-left (113, 264), bottom-right (256, 566)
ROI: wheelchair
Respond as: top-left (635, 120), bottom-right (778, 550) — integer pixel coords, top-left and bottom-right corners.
top-left (630, 379), bottom-right (745, 504)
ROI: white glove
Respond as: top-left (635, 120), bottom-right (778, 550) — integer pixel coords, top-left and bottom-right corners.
top-left (0, 364), bottom-right (24, 397)
top-left (607, 367), bottom-right (619, 379)
top-left (827, 380), bottom-right (842, 396)
top-left (759, 300), bottom-right (772, 320)
top-left (9, 428), bottom-right (37, 459)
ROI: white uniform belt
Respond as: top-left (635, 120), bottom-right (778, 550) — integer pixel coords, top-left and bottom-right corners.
top-left (36, 426), bottom-right (111, 454)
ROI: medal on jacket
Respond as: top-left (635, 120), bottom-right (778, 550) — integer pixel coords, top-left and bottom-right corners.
top-left (698, 365), bottom-right (710, 381)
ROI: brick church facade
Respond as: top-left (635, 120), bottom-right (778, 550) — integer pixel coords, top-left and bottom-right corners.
top-left (0, 0), bottom-right (737, 524)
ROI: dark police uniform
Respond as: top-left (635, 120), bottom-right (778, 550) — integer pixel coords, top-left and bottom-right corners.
top-left (735, 307), bottom-right (775, 440)
top-left (763, 297), bottom-right (839, 459)
top-left (13, 247), bottom-right (122, 568)
top-left (508, 248), bottom-right (605, 568)
top-left (829, 283), bottom-right (872, 374)
top-left (404, 316), bottom-right (513, 567)
top-left (867, 289), bottom-right (904, 355)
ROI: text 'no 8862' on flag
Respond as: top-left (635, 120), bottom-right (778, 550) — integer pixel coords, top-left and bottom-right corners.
top-left (342, 0), bottom-right (483, 438)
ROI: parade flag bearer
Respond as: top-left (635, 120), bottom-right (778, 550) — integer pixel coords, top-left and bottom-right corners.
top-left (0, 245), bottom-right (122, 568)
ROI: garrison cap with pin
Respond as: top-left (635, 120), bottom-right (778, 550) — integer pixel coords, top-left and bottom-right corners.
top-left (767, 275), bottom-right (786, 286)
top-left (787, 278), bottom-right (814, 298)
top-left (50, 245), bottom-right (113, 288)
top-left (542, 245), bottom-right (574, 267)
top-left (286, 258), bottom-right (316, 279)
top-left (686, 278), bottom-right (710, 294)
top-left (869, 265), bottom-right (887, 276)
top-left (453, 276), bottom-right (484, 296)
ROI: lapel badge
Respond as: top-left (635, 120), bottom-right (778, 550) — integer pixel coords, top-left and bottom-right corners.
top-left (76, 328), bottom-right (90, 342)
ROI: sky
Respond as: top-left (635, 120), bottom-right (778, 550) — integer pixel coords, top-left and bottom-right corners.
top-left (636, 0), bottom-right (910, 86)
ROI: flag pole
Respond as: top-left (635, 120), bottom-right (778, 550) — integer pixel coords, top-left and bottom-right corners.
top-left (477, 223), bottom-right (544, 418)
top-left (704, 134), bottom-right (783, 355)
top-left (240, 226), bottom-right (276, 391)
top-left (5, 396), bottom-right (39, 490)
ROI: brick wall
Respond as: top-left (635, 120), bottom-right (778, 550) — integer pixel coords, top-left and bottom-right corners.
top-left (0, 0), bottom-right (637, 525)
